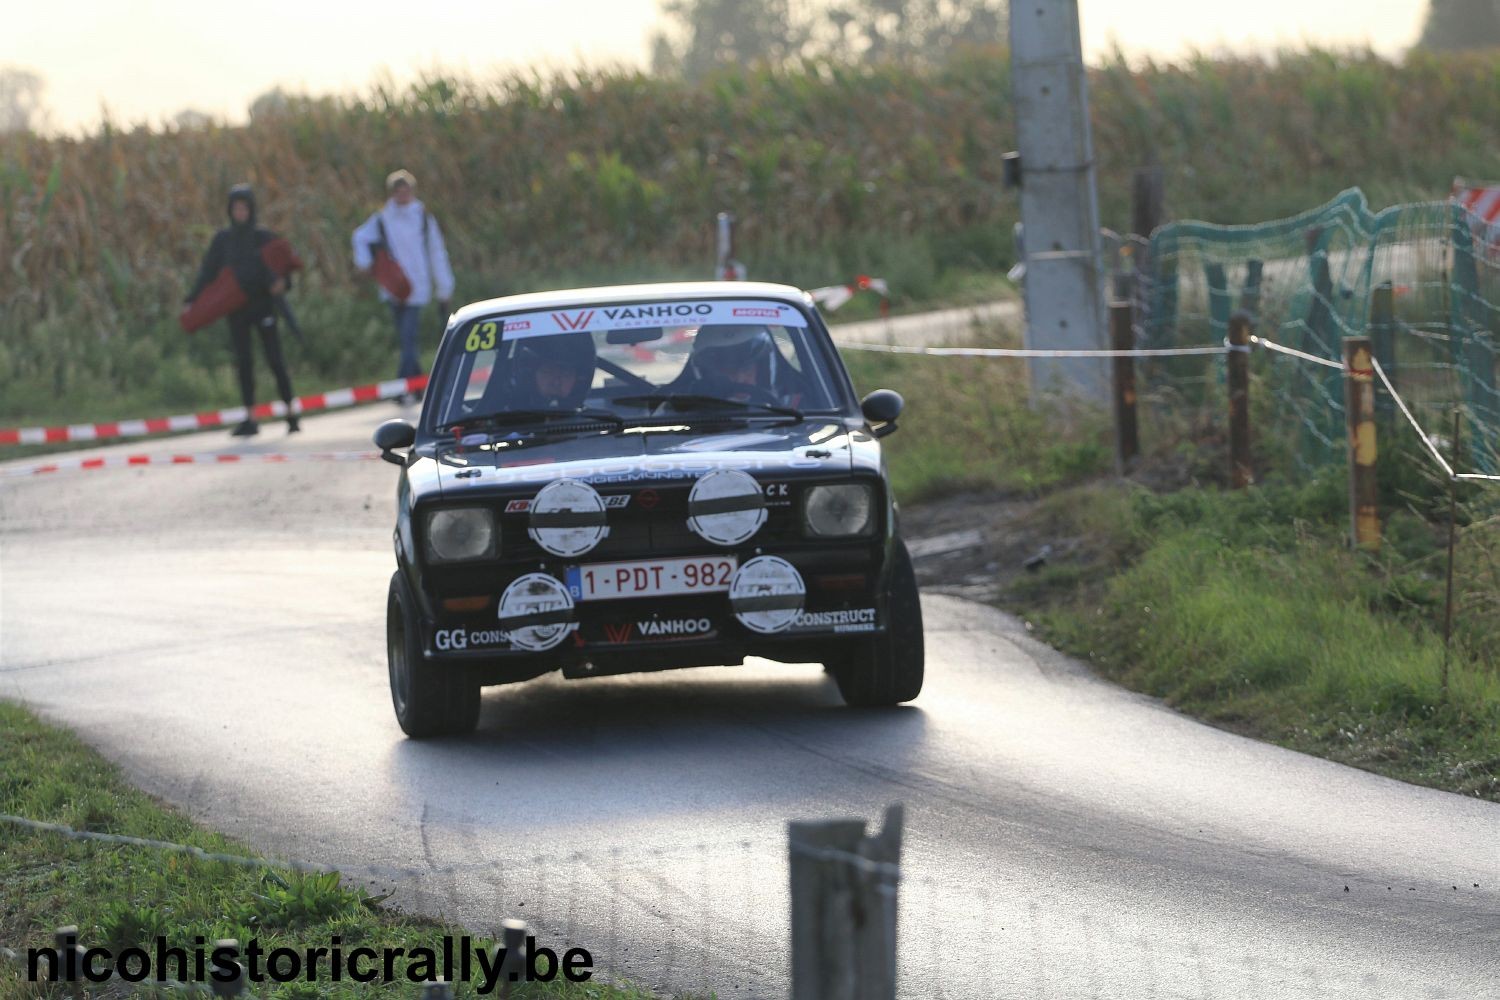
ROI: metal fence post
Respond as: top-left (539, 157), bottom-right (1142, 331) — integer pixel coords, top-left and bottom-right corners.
top-left (715, 212), bottom-right (745, 280)
top-left (789, 804), bottom-right (903, 1000)
top-left (1442, 408), bottom-right (1462, 698)
top-left (1370, 281), bottom-right (1396, 423)
top-left (53, 925), bottom-right (82, 998)
top-left (497, 918), bottom-right (529, 1000)
top-left (211, 939), bottom-right (246, 998)
top-left (1228, 311), bottom-right (1253, 488)
top-left (1343, 337), bottom-right (1380, 551)
top-left (1110, 300), bottom-right (1140, 472)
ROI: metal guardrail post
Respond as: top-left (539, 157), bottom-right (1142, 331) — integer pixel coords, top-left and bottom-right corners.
top-left (1228, 311), bottom-right (1253, 488)
top-left (1343, 337), bottom-right (1381, 551)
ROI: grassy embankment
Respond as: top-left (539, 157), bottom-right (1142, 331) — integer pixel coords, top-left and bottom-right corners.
top-left (843, 331), bottom-right (1500, 801)
top-left (0, 703), bottom-right (656, 1000)
top-left (9, 47), bottom-right (1500, 427)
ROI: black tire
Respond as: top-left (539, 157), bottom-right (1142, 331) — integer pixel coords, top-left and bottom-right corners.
top-left (387, 572), bottom-right (481, 738)
top-left (830, 538), bottom-right (924, 706)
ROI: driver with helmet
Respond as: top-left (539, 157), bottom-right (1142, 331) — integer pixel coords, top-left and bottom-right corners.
top-left (497, 331), bottom-right (596, 411)
top-left (670, 324), bottom-right (801, 404)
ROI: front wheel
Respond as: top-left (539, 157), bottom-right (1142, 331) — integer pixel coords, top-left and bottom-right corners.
top-left (828, 538), bottom-right (924, 706)
top-left (387, 572), bottom-right (481, 738)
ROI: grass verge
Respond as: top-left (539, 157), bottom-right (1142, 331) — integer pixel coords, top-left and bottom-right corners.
top-left (1003, 473), bottom-right (1500, 801)
top-left (0, 702), bottom-right (659, 1000)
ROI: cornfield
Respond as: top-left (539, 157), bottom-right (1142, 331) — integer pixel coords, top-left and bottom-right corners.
top-left (6, 46), bottom-right (1500, 423)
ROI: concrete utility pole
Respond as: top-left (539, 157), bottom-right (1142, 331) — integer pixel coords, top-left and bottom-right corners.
top-left (1010, 1), bottom-right (1108, 398)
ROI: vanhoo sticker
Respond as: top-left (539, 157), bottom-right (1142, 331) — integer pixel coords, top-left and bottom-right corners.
top-left (496, 574), bottom-right (577, 652)
top-left (687, 469), bottom-right (767, 546)
top-left (728, 556), bottom-right (806, 634)
top-left (527, 478), bottom-right (609, 557)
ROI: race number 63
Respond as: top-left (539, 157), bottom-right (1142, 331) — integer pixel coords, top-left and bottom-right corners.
top-left (466, 321), bottom-right (498, 352)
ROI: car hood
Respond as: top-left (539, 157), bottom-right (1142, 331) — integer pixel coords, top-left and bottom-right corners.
top-left (422, 421), bottom-right (864, 495)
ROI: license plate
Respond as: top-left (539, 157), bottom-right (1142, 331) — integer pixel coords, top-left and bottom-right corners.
top-left (566, 555), bottom-right (739, 601)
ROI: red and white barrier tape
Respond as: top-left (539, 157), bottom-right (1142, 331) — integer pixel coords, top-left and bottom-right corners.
top-left (1, 450), bottom-right (379, 479)
top-left (0, 374), bottom-right (428, 447)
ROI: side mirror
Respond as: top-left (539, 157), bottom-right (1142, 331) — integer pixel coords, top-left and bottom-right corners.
top-left (374, 419), bottom-right (416, 467)
top-left (861, 389), bottom-right (904, 438)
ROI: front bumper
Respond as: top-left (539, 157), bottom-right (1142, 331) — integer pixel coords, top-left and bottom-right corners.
top-left (417, 545), bottom-right (885, 672)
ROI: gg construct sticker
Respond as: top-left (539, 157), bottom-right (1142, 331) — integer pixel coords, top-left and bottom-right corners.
top-left (528, 478), bottom-right (609, 557)
top-left (496, 573), bottom-right (577, 652)
top-left (729, 556), bottom-right (806, 634)
top-left (687, 469), bottom-right (767, 546)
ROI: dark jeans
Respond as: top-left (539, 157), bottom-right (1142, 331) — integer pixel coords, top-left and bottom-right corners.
top-left (390, 303), bottom-right (424, 380)
top-left (228, 311), bottom-right (294, 411)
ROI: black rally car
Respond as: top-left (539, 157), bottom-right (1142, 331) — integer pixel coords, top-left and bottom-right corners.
top-left (374, 281), bottom-right (922, 737)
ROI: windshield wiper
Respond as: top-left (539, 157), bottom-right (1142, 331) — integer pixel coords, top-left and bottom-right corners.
top-left (614, 393), bottom-right (804, 421)
top-left (445, 408), bottom-right (625, 434)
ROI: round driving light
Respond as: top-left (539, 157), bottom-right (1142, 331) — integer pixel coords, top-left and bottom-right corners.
top-left (496, 573), bottom-right (576, 652)
top-left (528, 478), bottom-right (608, 557)
top-left (728, 555), bottom-right (806, 634)
top-left (804, 484), bottom-right (873, 537)
top-left (687, 469), bottom-right (767, 546)
top-left (427, 508), bottom-right (496, 562)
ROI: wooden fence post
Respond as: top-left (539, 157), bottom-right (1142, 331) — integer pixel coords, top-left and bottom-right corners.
top-left (1228, 311), bottom-right (1253, 488)
top-left (1343, 337), bottom-right (1381, 551)
top-left (789, 804), bottom-right (903, 1000)
top-left (1110, 300), bottom-right (1140, 473)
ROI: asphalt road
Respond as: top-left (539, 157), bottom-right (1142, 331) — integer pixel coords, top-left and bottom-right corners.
top-left (2, 403), bottom-right (1497, 1000)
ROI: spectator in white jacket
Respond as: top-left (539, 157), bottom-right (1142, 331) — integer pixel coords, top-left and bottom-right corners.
top-left (351, 169), bottom-right (456, 399)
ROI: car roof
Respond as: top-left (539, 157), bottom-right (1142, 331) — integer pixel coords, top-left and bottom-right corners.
top-left (449, 281), bottom-right (814, 326)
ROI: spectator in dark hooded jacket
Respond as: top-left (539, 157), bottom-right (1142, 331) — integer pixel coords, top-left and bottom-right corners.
top-left (184, 185), bottom-right (299, 436)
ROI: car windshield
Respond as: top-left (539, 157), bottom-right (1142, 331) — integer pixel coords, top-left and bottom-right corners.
top-left (429, 296), bottom-right (844, 430)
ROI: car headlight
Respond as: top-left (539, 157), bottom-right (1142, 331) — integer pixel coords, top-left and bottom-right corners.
top-left (803, 484), bottom-right (875, 538)
top-left (425, 508), bottom-right (497, 562)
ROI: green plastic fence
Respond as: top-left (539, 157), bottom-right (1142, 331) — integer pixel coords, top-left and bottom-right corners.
top-left (1144, 188), bottom-right (1500, 474)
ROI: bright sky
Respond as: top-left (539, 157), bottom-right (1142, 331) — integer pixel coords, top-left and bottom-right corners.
top-left (2, 0), bottom-right (1429, 134)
